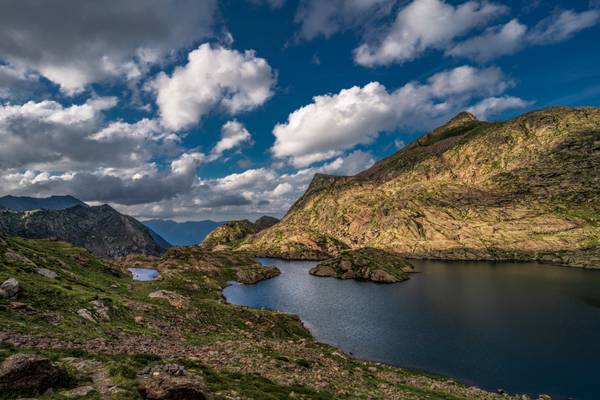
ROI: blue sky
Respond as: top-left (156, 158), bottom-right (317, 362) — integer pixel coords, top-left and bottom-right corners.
top-left (0, 0), bottom-right (599, 221)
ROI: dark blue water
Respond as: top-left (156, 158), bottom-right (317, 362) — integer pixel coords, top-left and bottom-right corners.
top-left (224, 258), bottom-right (600, 400)
top-left (128, 267), bottom-right (160, 281)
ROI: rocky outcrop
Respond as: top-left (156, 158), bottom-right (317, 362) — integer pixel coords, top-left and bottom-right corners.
top-left (138, 364), bottom-right (211, 400)
top-left (254, 215), bottom-right (280, 231)
top-left (201, 216), bottom-right (279, 250)
top-left (243, 107), bottom-right (600, 268)
top-left (0, 353), bottom-right (70, 392)
top-left (310, 248), bottom-right (414, 283)
top-left (0, 204), bottom-right (170, 258)
top-left (236, 265), bottom-right (281, 284)
top-left (0, 277), bottom-right (20, 298)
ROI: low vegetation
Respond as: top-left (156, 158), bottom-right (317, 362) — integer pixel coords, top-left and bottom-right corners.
top-left (0, 234), bottom-right (531, 399)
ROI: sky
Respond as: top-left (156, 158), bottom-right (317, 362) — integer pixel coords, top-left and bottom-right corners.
top-left (0, 0), bottom-right (599, 221)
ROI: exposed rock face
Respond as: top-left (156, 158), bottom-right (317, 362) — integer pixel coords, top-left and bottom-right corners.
top-left (0, 204), bottom-right (170, 258)
top-left (0, 277), bottom-right (20, 298)
top-left (0, 353), bottom-right (69, 392)
top-left (254, 215), bottom-right (280, 231)
top-left (310, 248), bottom-right (414, 283)
top-left (201, 216), bottom-right (279, 250)
top-left (243, 107), bottom-right (600, 267)
top-left (138, 365), bottom-right (211, 400)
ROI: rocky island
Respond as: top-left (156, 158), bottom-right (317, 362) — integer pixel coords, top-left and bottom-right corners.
top-left (310, 247), bottom-right (414, 283)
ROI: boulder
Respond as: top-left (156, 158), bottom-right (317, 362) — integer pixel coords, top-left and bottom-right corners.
top-left (148, 290), bottom-right (189, 309)
top-left (138, 365), bottom-right (211, 400)
top-left (77, 308), bottom-right (96, 323)
top-left (0, 277), bottom-right (20, 298)
top-left (0, 353), bottom-right (69, 392)
top-left (36, 268), bottom-right (58, 279)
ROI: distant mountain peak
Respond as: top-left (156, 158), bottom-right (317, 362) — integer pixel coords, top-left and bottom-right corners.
top-left (0, 195), bottom-right (88, 212)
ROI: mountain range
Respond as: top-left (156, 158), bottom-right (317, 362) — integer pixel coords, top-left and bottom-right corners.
top-left (240, 107), bottom-right (600, 268)
top-left (0, 204), bottom-right (169, 258)
top-left (0, 195), bottom-right (87, 211)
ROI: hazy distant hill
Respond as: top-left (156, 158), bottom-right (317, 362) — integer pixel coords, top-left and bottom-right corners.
top-left (143, 219), bottom-right (225, 246)
top-left (0, 195), bottom-right (87, 211)
top-left (0, 204), bottom-right (169, 258)
top-left (242, 107), bottom-right (600, 268)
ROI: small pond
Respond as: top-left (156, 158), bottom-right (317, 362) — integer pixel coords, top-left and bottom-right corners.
top-left (128, 267), bottom-right (160, 281)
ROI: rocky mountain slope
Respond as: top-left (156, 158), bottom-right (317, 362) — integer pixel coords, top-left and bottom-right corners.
top-left (0, 205), bottom-right (169, 258)
top-left (143, 219), bottom-right (224, 246)
top-left (202, 216), bottom-right (279, 250)
top-left (0, 234), bottom-right (522, 399)
top-left (0, 195), bottom-right (87, 211)
top-left (242, 107), bottom-right (600, 268)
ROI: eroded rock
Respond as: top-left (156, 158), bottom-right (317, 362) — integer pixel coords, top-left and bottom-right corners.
top-left (138, 365), bottom-right (211, 400)
top-left (0, 353), bottom-right (69, 392)
top-left (148, 290), bottom-right (189, 309)
top-left (0, 277), bottom-right (20, 298)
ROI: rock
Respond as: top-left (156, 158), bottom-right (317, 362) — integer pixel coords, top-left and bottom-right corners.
top-left (77, 308), bottom-right (96, 323)
top-left (309, 248), bottom-right (414, 283)
top-left (235, 265), bottom-right (280, 284)
top-left (138, 365), bottom-right (211, 400)
top-left (0, 277), bottom-right (20, 298)
top-left (89, 300), bottom-right (110, 321)
top-left (36, 268), bottom-right (58, 279)
top-left (0, 353), bottom-right (69, 392)
top-left (134, 315), bottom-right (144, 323)
top-left (148, 290), bottom-right (189, 309)
top-left (62, 385), bottom-right (96, 398)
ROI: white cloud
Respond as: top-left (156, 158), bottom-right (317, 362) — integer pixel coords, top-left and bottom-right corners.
top-left (528, 9), bottom-right (600, 44)
top-left (467, 96), bottom-right (533, 119)
top-left (294, 0), bottom-right (396, 40)
top-left (152, 44), bottom-right (276, 131)
top-left (272, 65), bottom-right (525, 167)
top-left (354, 0), bottom-right (507, 66)
top-left (0, 1), bottom-right (219, 94)
top-left (447, 19), bottom-right (528, 61)
top-left (449, 9), bottom-right (600, 61)
top-left (210, 120), bottom-right (253, 160)
top-left (0, 63), bottom-right (40, 100)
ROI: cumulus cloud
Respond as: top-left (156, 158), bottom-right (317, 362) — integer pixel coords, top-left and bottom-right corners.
top-left (0, 63), bottom-right (40, 100)
top-left (113, 150), bottom-right (375, 221)
top-left (0, 96), bottom-right (214, 206)
top-left (354, 0), bottom-right (507, 66)
top-left (152, 44), bottom-right (276, 131)
top-left (0, 0), bottom-right (218, 94)
top-left (449, 9), bottom-right (600, 61)
top-left (272, 65), bottom-right (526, 167)
top-left (294, 0), bottom-right (396, 40)
top-left (467, 96), bottom-right (533, 119)
top-left (209, 120), bottom-right (253, 160)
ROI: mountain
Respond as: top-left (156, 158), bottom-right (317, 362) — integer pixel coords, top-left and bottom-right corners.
top-left (0, 195), bottom-right (87, 211)
top-left (0, 204), bottom-right (169, 258)
top-left (202, 216), bottom-right (280, 250)
top-left (142, 219), bottom-right (224, 246)
top-left (241, 107), bottom-right (600, 268)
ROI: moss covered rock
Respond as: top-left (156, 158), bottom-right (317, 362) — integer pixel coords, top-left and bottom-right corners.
top-left (310, 248), bottom-right (414, 283)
